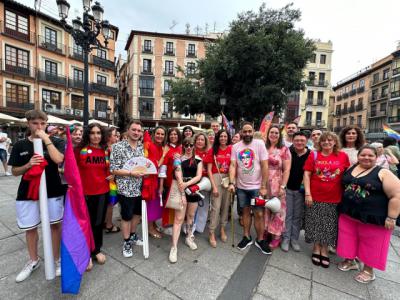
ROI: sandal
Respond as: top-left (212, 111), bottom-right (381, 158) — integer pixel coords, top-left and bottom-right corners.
top-left (94, 253), bottom-right (106, 265)
top-left (354, 269), bottom-right (375, 284)
top-left (320, 255), bottom-right (330, 268)
top-left (86, 258), bottom-right (93, 272)
top-left (338, 259), bottom-right (359, 272)
top-left (311, 253), bottom-right (321, 266)
top-left (105, 225), bottom-right (120, 234)
top-left (149, 231), bottom-right (162, 239)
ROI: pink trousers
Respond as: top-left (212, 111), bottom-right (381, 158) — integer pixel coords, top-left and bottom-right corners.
top-left (337, 214), bottom-right (392, 271)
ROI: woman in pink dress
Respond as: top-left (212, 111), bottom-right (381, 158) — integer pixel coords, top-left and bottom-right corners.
top-left (264, 125), bottom-right (291, 249)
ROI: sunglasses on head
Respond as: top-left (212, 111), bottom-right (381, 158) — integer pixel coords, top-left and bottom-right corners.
top-left (184, 144), bottom-right (194, 148)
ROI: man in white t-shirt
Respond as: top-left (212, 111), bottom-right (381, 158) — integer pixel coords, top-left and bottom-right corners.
top-left (284, 122), bottom-right (298, 147)
top-left (228, 122), bottom-right (270, 254)
top-left (0, 127), bottom-right (11, 176)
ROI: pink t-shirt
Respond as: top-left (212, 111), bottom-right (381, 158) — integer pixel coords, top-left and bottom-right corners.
top-left (231, 139), bottom-right (268, 190)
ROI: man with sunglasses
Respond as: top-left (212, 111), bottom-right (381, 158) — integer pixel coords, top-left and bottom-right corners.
top-left (228, 122), bottom-right (270, 254)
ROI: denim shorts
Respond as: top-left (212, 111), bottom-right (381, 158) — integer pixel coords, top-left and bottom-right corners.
top-left (236, 188), bottom-right (263, 210)
top-left (0, 149), bottom-right (7, 163)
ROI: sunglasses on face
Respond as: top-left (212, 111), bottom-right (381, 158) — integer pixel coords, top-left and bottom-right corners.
top-left (184, 144), bottom-right (194, 148)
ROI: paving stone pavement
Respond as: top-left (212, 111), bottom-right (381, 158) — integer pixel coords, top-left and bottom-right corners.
top-left (0, 174), bottom-right (399, 299)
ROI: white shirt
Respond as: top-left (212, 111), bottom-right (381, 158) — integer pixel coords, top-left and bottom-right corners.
top-left (0, 132), bottom-right (8, 150)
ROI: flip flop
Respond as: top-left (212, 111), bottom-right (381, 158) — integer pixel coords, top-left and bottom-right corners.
top-left (320, 255), bottom-right (330, 268)
top-left (311, 253), bottom-right (321, 266)
top-left (105, 225), bottom-right (120, 233)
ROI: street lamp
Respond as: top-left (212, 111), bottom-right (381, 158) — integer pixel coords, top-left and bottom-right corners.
top-left (220, 93), bottom-right (227, 128)
top-left (56, 0), bottom-right (111, 127)
top-left (106, 106), bottom-right (112, 127)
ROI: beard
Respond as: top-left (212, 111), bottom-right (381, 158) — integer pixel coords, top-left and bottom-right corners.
top-left (242, 135), bottom-right (253, 144)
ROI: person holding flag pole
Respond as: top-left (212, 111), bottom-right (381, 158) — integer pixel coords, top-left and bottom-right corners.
top-left (8, 110), bottom-right (66, 282)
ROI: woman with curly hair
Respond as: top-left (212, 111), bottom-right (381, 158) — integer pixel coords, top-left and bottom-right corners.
top-left (339, 126), bottom-right (365, 165)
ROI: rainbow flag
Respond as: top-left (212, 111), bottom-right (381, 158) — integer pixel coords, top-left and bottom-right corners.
top-left (281, 123), bottom-right (288, 140)
top-left (259, 112), bottom-right (275, 138)
top-left (383, 124), bottom-right (400, 140)
top-left (61, 129), bottom-right (94, 294)
top-left (109, 181), bottom-right (118, 205)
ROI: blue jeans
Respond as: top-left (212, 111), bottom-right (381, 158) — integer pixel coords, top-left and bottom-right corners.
top-left (236, 188), bottom-right (263, 211)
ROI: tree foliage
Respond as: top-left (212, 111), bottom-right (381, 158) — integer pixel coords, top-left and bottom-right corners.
top-left (167, 3), bottom-right (315, 127)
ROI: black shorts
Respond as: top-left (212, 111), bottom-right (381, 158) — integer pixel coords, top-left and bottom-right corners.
top-left (118, 194), bottom-right (141, 221)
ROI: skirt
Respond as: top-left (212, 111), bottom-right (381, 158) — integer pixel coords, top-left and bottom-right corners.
top-left (305, 201), bottom-right (338, 247)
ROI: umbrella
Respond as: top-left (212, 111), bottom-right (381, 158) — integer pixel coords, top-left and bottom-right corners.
top-left (0, 112), bottom-right (23, 123)
top-left (69, 120), bottom-right (83, 125)
top-left (89, 119), bottom-right (110, 127)
top-left (20, 115), bottom-right (70, 125)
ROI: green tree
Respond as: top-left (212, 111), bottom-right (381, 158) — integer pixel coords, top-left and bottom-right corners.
top-left (167, 3), bottom-right (315, 127)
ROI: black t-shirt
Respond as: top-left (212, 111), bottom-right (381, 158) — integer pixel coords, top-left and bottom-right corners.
top-left (8, 137), bottom-right (66, 200)
top-left (287, 146), bottom-right (310, 190)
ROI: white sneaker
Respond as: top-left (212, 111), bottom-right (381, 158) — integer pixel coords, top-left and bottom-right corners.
top-left (185, 236), bottom-right (198, 250)
top-left (5, 172), bottom-right (12, 176)
top-left (291, 240), bottom-right (301, 252)
top-left (130, 233), bottom-right (143, 246)
top-left (122, 241), bottom-right (133, 258)
top-left (169, 247), bottom-right (177, 263)
top-left (55, 259), bottom-right (61, 277)
top-left (16, 259), bottom-right (40, 282)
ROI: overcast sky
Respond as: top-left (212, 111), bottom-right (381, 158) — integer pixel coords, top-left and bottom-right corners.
top-left (25, 0), bottom-right (400, 85)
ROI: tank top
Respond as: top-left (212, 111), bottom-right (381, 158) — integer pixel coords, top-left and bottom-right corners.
top-left (339, 164), bottom-right (388, 226)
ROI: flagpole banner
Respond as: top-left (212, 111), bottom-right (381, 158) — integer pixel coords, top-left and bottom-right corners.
top-left (383, 124), bottom-right (400, 140)
top-left (259, 112), bottom-right (275, 138)
top-left (61, 129), bottom-right (94, 294)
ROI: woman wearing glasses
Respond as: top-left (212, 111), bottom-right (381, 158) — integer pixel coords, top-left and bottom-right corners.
top-left (169, 137), bottom-right (203, 263)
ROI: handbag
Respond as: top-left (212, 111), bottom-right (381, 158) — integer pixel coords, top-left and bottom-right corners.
top-left (165, 179), bottom-right (184, 210)
top-left (214, 155), bottom-right (229, 189)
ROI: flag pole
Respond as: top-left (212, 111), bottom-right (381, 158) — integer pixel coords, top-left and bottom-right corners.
top-left (33, 138), bottom-right (55, 280)
top-left (141, 200), bottom-right (149, 259)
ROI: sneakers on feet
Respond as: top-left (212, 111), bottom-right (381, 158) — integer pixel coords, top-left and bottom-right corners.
top-left (5, 172), bottom-right (12, 176)
top-left (122, 241), bottom-right (133, 258)
top-left (16, 259), bottom-right (40, 282)
top-left (237, 236), bottom-right (253, 251)
top-left (185, 236), bottom-right (198, 250)
top-left (255, 239), bottom-right (272, 255)
top-left (169, 247), bottom-right (178, 263)
top-left (291, 240), bottom-right (301, 252)
top-left (130, 233), bottom-right (143, 246)
top-left (55, 259), bottom-right (61, 277)
top-left (280, 239), bottom-right (289, 252)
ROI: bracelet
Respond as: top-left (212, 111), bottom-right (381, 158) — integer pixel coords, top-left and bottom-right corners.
top-left (45, 142), bottom-right (53, 146)
top-left (305, 194), bottom-right (311, 197)
top-left (386, 216), bottom-right (397, 221)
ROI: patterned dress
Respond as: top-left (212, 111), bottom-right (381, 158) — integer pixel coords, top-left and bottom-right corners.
top-left (264, 146), bottom-right (291, 236)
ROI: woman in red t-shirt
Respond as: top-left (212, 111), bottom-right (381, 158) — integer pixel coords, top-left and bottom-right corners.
top-left (206, 129), bottom-right (232, 247)
top-left (303, 132), bottom-right (350, 268)
top-left (75, 123), bottom-right (112, 267)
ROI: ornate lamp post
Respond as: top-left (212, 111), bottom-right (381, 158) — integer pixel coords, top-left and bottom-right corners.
top-left (56, 0), bottom-right (112, 126)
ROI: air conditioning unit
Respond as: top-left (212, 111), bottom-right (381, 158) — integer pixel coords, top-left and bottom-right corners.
top-left (75, 109), bottom-right (83, 117)
top-left (97, 111), bottom-right (107, 118)
top-left (45, 104), bottom-right (56, 112)
top-left (65, 108), bottom-right (74, 115)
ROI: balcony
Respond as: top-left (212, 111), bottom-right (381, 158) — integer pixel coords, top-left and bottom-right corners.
top-left (6, 100), bottom-right (34, 110)
top-left (69, 47), bottom-right (84, 61)
top-left (369, 110), bottom-right (387, 118)
top-left (393, 67), bottom-right (400, 77)
top-left (1, 60), bottom-right (36, 78)
top-left (356, 103), bottom-right (364, 111)
top-left (304, 120), bottom-right (326, 127)
top-left (139, 88), bottom-right (154, 97)
top-left (306, 79), bottom-right (329, 87)
top-left (388, 116), bottom-right (400, 123)
top-left (91, 55), bottom-right (115, 70)
top-left (163, 69), bottom-right (175, 77)
top-left (164, 48), bottom-right (175, 56)
top-left (68, 78), bottom-right (84, 90)
top-left (142, 46), bottom-right (153, 54)
top-left (342, 92), bottom-right (349, 99)
top-left (349, 89), bottom-right (357, 96)
top-left (341, 108), bottom-right (348, 115)
top-left (349, 106), bottom-right (355, 113)
top-left (336, 95), bottom-right (342, 101)
top-left (369, 94), bottom-right (380, 102)
top-left (90, 83), bottom-right (117, 96)
top-left (139, 110), bottom-right (154, 119)
top-left (0, 21), bottom-right (35, 44)
top-left (38, 70), bottom-right (67, 86)
top-left (305, 99), bottom-right (327, 106)
top-left (141, 67), bottom-right (154, 75)
top-left (370, 78), bottom-right (380, 87)
top-left (38, 35), bottom-right (66, 55)
top-left (186, 50), bottom-right (197, 58)
top-left (357, 86), bottom-right (365, 93)
top-left (335, 110), bottom-right (342, 116)
top-left (391, 90), bottom-right (400, 99)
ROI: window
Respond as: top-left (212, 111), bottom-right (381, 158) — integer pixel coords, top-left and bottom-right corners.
top-left (73, 68), bottom-right (83, 82)
top-left (307, 91), bottom-right (314, 102)
top-left (45, 60), bottom-right (57, 75)
top-left (165, 42), bottom-right (174, 54)
top-left (143, 40), bottom-right (152, 52)
top-left (320, 54), bottom-right (326, 64)
top-left (5, 10), bottom-right (28, 35)
top-left (336, 119), bottom-right (340, 127)
top-left (95, 99), bottom-right (108, 116)
top-left (164, 61), bottom-right (174, 74)
top-left (186, 62), bottom-right (196, 75)
top-left (358, 98), bottom-right (363, 106)
top-left (316, 112), bottom-right (322, 121)
top-left (73, 41), bottom-right (83, 56)
top-left (318, 73), bottom-right (325, 84)
top-left (357, 115), bottom-right (362, 126)
top-left (143, 59), bottom-right (152, 73)
top-left (5, 45), bottom-right (29, 69)
top-left (336, 104), bottom-right (341, 115)
top-left (391, 77), bottom-right (400, 92)
top-left (71, 95), bottom-right (84, 110)
top-left (308, 72), bottom-right (315, 80)
top-left (343, 118), bottom-right (347, 126)
top-left (306, 111), bottom-right (312, 121)
top-left (97, 74), bottom-right (107, 85)
top-left (163, 101), bottom-right (170, 113)
top-left (382, 85), bottom-right (388, 97)
top-left (383, 68), bottom-right (389, 80)
top-left (42, 89), bottom-right (61, 108)
top-left (317, 91), bottom-right (324, 101)
top-left (351, 83), bottom-right (357, 91)
top-left (380, 103), bottom-right (386, 112)
top-left (371, 104), bottom-right (377, 114)
top-left (371, 89), bottom-right (378, 100)
top-left (188, 44), bottom-right (196, 55)
top-left (164, 80), bottom-right (171, 94)
top-left (45, 27), bottom-right (57, 45)
top-left (359, 79), bottom-right (365, 87)
top-left (310, 53), bottom-right (316, 63)
top-left (350, 116), bottom-right (354, 125)
top-left (139, 77), bottom-right (154, 97)
top-left (6, 82), bottom-right (29, 103)
top-left (97, 48), bottom-right (107, 60)
top-left (140, 99), bottom-right (154, 113)
top-left (372, 73), bottom-right (379, 84)
top-left (350, 100), bottom-right (355, 109)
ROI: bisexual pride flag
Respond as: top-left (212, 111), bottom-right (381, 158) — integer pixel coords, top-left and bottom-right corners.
top-left (61, 129), bottom-right (94, 294)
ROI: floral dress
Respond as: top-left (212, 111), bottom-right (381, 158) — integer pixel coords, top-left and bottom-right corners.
top-left (264, 146), bottom-right (291, 236)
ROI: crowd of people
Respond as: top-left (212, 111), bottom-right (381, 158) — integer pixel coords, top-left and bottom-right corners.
top-left (5, 109), bottom-right (400, 286)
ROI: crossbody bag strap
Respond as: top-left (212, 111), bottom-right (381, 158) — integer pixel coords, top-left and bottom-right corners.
top-left (214, 155), bottom-right (223, 181)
